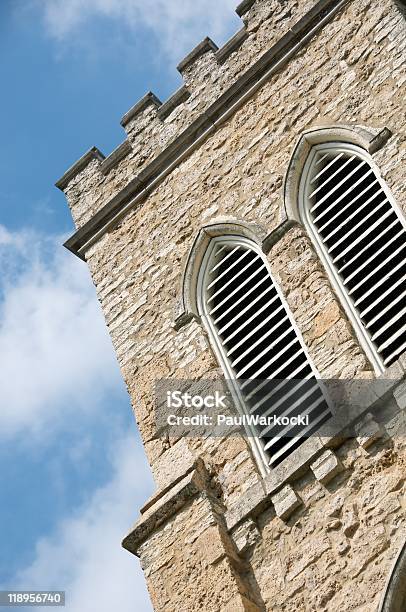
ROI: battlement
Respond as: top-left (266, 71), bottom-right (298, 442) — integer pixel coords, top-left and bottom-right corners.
top-left (120, 91), bottom-right (161, 128)
top-left (176, 36), bottom-right (219, 74)
top-left (57, 0), bottom-right (350, 257)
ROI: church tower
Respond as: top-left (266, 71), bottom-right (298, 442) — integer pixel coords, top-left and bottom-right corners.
top-left (57, 1), bottom-right (406, 609)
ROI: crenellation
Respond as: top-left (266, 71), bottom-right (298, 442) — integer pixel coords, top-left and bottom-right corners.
top-left (100, 140), bottom-right (131, 175)
top-left (119, 93), bottom-right (164, 175)
top-left (120, 90), bottom-right (162, 129)
top-left (215, 27), bottom-right (248, 64)
top-left (235, 0), bottom-right (256, 18)
top-left (176, 36), bottom-right (219, 75)
top-left (55, 146), bottom-right (105, 191)
top-left (58, 0), bottom-right (339, 233)
top-left (62, 154), bottom-right (106, 228)
top-left (157, 85), bottom-right (191, 121)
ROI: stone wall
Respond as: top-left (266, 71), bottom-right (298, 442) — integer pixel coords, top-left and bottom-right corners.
top-left (58, 0), bottom-right (406, 609)
top-left (123, 394), bottom-right (406, 611)
top-left (246, 422), bottom-right (406, 611)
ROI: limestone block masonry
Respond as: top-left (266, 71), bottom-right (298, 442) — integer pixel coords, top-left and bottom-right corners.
top-left (57, 0), bottom-right (406, 610)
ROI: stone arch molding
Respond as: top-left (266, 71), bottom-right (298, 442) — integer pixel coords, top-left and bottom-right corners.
top-left (174, 218), bottom-right (268, 330)
top-left (283, 123), bottom-right (392, 222)
top-left (379, 539), bottom-right (406, 612)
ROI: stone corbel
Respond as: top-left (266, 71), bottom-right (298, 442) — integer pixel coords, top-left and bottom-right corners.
top-left (122, 458), bottom-right (212, 556)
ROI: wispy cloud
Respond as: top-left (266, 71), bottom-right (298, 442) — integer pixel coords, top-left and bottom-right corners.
top-left (0, 226), bottom-right (154, 610)
top-left (38, 0), bottom-right (240, 61)
top-left (12, 433), bottom-right (154, 612)
top-left (0, 226), bottom-right (122, 438)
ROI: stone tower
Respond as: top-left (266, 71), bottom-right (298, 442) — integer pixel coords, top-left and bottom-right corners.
top-left (57, 1), bottom-right (406, 610)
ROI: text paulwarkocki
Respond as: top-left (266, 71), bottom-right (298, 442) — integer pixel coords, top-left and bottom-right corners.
top-left (167, 413), bottom-right (310, 427)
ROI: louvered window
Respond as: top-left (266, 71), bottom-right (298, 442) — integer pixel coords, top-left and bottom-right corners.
top-left (300, 143), bottom-right (406, 373)
top-left (198, 236), bottom-right (331, 469)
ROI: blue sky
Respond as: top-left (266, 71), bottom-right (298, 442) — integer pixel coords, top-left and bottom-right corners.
top-left (0, 1), bottom-right (240, 611)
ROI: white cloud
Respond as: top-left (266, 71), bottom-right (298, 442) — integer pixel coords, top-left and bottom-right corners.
top-left (0, 226), bottom-right (122, 438)
top-left (0, 226), bottom-right (155, 610)
top-left (13, 433), bottom-right (154, 612)
top-left (39, 0), bottom-right (240, 60)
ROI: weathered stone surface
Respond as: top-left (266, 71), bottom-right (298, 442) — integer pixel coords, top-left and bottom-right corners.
top-left (394, 381), bottom-right (406, 410)
top-left (225, 479), bottom-right (267, 531)
top-left (378, 360), bottom-right (404, 382)
top-left (271, 484), bottom-right (302, 520)
top-left (385, 409), bottom-right (406, 447)
top-left (311, 450), bottom-right (344, 485)
top-left (151, 438), bottom-right (196, 490)
top-left (123, 460), bottom-right (209, 554)
top-left (349, 524), bottom-right (390, 578)
top-left (355, 412), bottom-right (384, 449)
top-left (231, 518), bottom-right (261, 555)
top-left (286, 534), bottom-right (331, 582)
top-left (137, 494), bottom-right (260, 611)
top-left (222, 594), bottom-right (263, 612)
top-left (264, 436), bottom-right (324, 493)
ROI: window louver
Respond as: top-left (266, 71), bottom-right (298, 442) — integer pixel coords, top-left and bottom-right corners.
top-left (303, 143), bottom-right (406, 370)
top-left (200, 237), bottom-right (331, 468)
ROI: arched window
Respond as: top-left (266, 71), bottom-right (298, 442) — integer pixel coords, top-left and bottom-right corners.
top-left (197, 234), bottom-right (331, 471)
top-left (299, 142), bottom-right (406, 373)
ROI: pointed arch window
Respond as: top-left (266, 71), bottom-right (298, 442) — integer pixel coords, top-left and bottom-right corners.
top-left (299, 142), bottom-right (406, 373)
top-left (197, 235), bottom-right (331, 471)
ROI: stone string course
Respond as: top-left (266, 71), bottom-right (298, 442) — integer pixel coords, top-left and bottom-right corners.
top-left (58, 0), bottom-right (406, 610)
